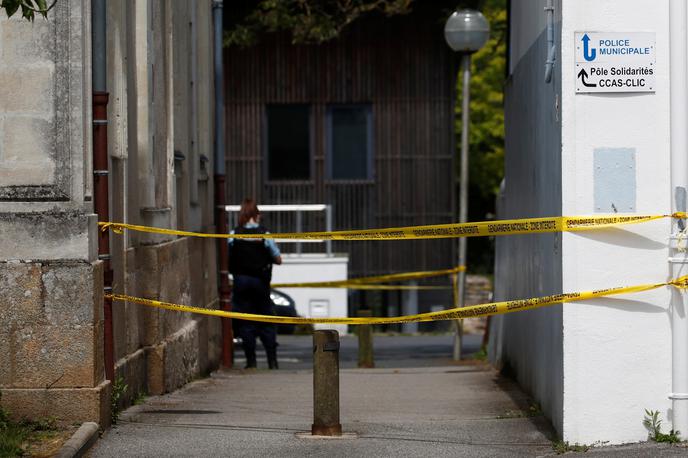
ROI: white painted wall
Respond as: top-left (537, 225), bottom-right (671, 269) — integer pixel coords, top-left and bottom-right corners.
top-left (270, 254), bottom-right (349, 335)
top-left (492, 0), bottom-right (565, 435)
top-left (560, 0), bottom-right (672, 445)
top-left (497, 0), bottom-right (675, 445)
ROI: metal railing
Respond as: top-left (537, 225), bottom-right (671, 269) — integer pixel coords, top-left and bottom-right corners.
top-left (225, 204), bottom-right (333, 256)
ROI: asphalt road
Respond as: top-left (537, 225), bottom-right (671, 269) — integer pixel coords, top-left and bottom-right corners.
top-left (233, 332), bottom-right (484, 370)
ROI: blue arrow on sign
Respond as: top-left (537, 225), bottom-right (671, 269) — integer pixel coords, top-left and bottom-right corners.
top-left (582, 34), bottom-right (596, 61)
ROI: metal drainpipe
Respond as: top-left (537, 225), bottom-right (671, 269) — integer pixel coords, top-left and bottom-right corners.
top-left (669, 0), bottom-right (688, 434)
top-left (212, 0), bottom-right (232, 368)
top-left (544, 0), bottom-right (555, 83)
top-left (92, 0), bottom-right (114, 381)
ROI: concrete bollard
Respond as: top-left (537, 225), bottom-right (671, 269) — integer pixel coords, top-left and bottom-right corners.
top-left (357, 310), bottom-right (375, 368)
top-left (312, 330), bottom-right (342, 436)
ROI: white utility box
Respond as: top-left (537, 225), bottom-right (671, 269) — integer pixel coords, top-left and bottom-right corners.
top-left (271, 253), bottom-right (349, 335)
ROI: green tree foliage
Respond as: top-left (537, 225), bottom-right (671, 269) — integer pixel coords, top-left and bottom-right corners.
top-left (459, 0), bottom-right (506, 203)
top-left (455, 0), bottom-right (506, 272)
top-left (225, 0), bottom-right (413, 46)
top-left (1, 0), bottom-right (55, 21)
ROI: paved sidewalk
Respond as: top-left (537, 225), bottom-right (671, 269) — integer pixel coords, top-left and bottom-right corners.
top-left (93, 365), bottom-right (559, 457)
top-left (91, 335), bottom-right (688, 457)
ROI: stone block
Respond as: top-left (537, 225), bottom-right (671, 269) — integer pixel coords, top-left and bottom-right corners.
top-left (145, 319), bottom-right (201, 396)
top-left (3, 323), bottom-right (97, 388)
top-left (114, 348), bottom-right (147, 407)
top-left (0, 119), bottom-right (56, 186)
top-left (0, 161), bottom-right (53, 189)
top-left (207, 312), bottom-right (223, 370)
top-left (111, 235), bottom-right (128, 361)
top-left (202, 238), bottom-right (218, 305)
top-left (122, 247), bottom-right (145, 355)
top-left (465, 275), bottom-right (492, 306)
top-left (0, 336), bottom-right (10, 387)
top-left (189, 237), bottom-right (205, 307)
top-left (67, 63), bottom-right (86, 143)
top-left (162, 320), bottom-right (200, 393)
top-left (124, 246), bottom-right (155, 349)
top-left (0, 16), bottom-right (54, 64)
top-left (124, 299), bottom-right (145, 357)
top-left (42, 262), bottom-right (100, 325)
top-left (156, 239), bottom-right (193, 339)
top-left (184, 237), bottom-right (219, 307)
top-left (0, 259), bottom-right (104, 389)
top-left (117, 235), bottom-right (221, 398)
top-left (133, 243), bottom-right (161, 299)
top-left (93, 319), bottom-right (105, 385)
top-left (0, 380), bottom-right (111, 427)
top-left (0, 261), bottom-right (43, 325)
top-left (138, 207), bottom-right (174, 245)
top-left (0, 0), bottom-right (86, 203)
top-left (145, 345), bottom-right (164, 396)
top-left (0, 212), bottom-right (93, 261)
top-left (131, 238), bottom-right (215, 343)
top-left (92, 260), bottom-right (104, 322)
top-left (141, 303), bottom-right (162, 347)
top-left (197, 316), bottom-right (209, 374)
top-left (68, 15), bottom-right (86, 69)
top-left (112, 299), bottom-right (128, 363)
top-left (1, 116), bottom-right (54, 163)
top-left (0, 67), bottom-right (54, 114)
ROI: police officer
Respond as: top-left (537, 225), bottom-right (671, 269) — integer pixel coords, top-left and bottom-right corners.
top-left (229, 198), bottom-right (282, 369)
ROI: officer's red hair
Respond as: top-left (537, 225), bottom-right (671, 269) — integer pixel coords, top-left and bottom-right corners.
top-left (238, 198), bottom-right (260, 226)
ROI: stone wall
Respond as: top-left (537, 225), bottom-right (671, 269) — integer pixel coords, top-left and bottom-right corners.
top-left (462, 275), bottom-right (492, 336)
top-left (0, 259), bottom-right (109, 425)
top-left (464, 275), bottom-right (492, 307)
top-left (0, 0), bottom-right (110, 426)
top-left (105, 0), bottom-right (221, 409)
top-left (0, 0), bottom-right (221, 426)
top-left (116, 237), bottom-right (221, 402)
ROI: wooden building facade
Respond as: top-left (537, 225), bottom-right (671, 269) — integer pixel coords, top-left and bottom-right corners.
top-left (223, 3), bottom-right (458, 315)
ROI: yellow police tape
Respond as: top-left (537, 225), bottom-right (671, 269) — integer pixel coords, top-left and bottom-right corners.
top-left (274, 284), bottom-right (449, 290)
top-left (99, 212), bottom-right (687, 241)
top-left (105, 275), bottom-right (688, 325)
top-left (271, 266), bottom-right (465, 289)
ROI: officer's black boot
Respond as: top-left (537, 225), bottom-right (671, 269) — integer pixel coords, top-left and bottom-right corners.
top-left (244, 349), bottom-right (257, 369)
top-left (267, 348), bottom-right (278, 370)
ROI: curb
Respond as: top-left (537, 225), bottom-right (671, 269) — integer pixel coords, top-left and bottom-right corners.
top-left (54, 422), bottom-right (100, 458)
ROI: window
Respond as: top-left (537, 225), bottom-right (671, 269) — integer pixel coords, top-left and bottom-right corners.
top-left (327, 105), bottom-right (373, 180)
top-left (266, 105), bottom-right (311, 181)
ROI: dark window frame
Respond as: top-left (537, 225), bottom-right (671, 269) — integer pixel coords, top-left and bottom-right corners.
top-left (264, 104), bottom-right (315, 184)
top-left (325, 104), bottom-right (374, 182)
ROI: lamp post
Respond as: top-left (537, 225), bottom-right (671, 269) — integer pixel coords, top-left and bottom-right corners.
top-left (445, 9), bottom-right (489, 360)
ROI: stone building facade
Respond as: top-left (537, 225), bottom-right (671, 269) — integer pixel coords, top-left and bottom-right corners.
top-left (0, 0), bottom-right (222, 426)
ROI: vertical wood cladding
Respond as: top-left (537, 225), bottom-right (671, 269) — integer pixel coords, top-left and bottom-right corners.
top-left (224, 7), bottom-right (457, 286)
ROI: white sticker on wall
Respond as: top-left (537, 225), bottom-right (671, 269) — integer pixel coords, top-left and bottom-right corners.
top-left (575, 32), bottom-right (655, 93)
top-left (309, 299), bottom-right (330, 317)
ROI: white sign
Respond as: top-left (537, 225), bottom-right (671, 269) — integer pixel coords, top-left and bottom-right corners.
top-left (575, 32), bottom-right (655, 93)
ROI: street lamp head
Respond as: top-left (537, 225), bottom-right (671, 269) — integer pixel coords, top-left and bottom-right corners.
top-left (444, 9), bottom-right (490, 53)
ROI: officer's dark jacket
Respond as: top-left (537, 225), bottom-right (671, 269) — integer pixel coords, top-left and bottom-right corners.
top-left (229, 225), bottom-right (273, 282)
